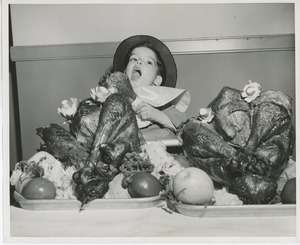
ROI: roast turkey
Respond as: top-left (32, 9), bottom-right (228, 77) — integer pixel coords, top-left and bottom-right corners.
top-left (37, 72), bottom-right (143, 205)
top-left (178, 86), bottom-right (295, 204)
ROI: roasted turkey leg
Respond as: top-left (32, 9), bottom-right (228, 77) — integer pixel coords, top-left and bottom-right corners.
top-left (246, 91), bottom-right (293, 152)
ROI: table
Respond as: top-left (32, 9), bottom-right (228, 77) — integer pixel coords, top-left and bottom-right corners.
top-left (8, 204), bottom-right (297, 243)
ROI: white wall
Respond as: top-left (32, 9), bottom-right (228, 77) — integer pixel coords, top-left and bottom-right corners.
top-left (11, 3), bottom-right (294, 46)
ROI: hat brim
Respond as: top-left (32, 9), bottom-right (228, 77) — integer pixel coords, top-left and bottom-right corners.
top-left (113, 35), bottom-right (177, 88)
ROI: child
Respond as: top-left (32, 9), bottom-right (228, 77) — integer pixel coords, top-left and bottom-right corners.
top-left (113, 35), bottom-right (190, 131)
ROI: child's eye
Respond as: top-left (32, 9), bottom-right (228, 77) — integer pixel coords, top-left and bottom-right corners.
top-left (147, 61), bottom-right (153, 65)
top-left (129, 57), bottom-right (137, 62)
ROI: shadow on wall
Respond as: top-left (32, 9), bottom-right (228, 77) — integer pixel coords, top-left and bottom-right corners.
top-left (9, 7), bottom-right (23, 166)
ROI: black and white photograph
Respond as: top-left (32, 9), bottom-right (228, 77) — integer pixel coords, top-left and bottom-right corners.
top-left (1, 0), bottom-right (299, 243)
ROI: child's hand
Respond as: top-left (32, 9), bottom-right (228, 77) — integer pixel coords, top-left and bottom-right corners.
top-left (134, 101), bottom-right (158, 122)
top-left (133, 101), bottom-right (176, 131)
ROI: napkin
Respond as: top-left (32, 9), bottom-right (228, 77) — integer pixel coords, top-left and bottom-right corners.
top-left (132, 86), bottom-right (191, 128)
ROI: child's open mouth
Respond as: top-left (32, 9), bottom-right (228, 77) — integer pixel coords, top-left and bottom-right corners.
top-left (131, 67), bottom-right (142, 80)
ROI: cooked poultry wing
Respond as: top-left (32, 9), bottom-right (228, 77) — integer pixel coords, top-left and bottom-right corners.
top-left (178, 86), bottom-right (295, 204)
top-left (37, 72), bottom-right (143, 205)
top-left (37, 123), bottom-right (89, 169)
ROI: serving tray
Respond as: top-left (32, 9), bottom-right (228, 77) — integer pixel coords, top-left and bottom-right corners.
top-left (14, 191), bottom-right (163, 211)
top-left (173, 201), bottom-right (296, 218)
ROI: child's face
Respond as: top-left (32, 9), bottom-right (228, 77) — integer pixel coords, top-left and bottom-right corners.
top-left (125, 47), bottom-right (162, 89)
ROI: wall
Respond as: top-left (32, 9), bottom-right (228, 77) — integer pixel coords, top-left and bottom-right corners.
top-left (176, 51), bottom-right (295, 118)
top-left (11, 3), bottom-right (294, 45)
top-left (9, 3), bottom-right (295, 169)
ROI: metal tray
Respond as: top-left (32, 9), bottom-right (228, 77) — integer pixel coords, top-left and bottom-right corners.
top-left (14, 191), bottom-right (163, 211)
top-left (173, 201), bottom-right (296, 218)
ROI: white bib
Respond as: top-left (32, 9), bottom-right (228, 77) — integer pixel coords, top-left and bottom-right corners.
top-left (132, 86), bottom-right (191, 128)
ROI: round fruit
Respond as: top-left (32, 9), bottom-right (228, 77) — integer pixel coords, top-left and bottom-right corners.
top-left (281, 178), bottom-right (296, 204)
top-left (173, 167), bottom-right (214, 205)
top-left (128, 172), bottom-right (161, 198)
top-left (22, 178), bottom-right (56, 199)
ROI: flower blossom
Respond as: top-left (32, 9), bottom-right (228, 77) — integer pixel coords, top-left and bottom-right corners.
top-left (199, 107), bottom-right (214, 123)
top-left (90, 86), bottom-right (118, 102)
top-left (57, 98), bottom-right (79, 119)
top-left (242, 80), bottom-right (261, 103)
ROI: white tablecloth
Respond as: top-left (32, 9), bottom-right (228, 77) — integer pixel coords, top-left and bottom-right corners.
top-left (8, 205), bottom-right (297, 243)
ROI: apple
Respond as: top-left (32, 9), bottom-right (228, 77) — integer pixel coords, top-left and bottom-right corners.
top-left (173, 167), bottom-right (214, 205)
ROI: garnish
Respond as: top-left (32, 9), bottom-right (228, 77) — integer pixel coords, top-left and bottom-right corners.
top-left (160, 190), bottom-right (178, 212)
top-left (242, 80), bottom-right (261, 103)
top-left (158, 171), bottom-right (170, 191)
top-left (120, 152), bottom-right (154, 188)
top-left (57, 98), bottom-right (79, 123)
top-left (90, 86), bottom-right (118, 102)
top-left (199, 107), bottom-right (214, 123)
top-left (16, 161), bottom-right (45, 185)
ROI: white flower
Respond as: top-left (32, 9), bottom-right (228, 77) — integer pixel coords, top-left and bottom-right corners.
top-left (91, 86), bottom-right (118, 102)
top-left (91, 86), bottom-right (110, 102)
top-left (199, 107), bottom-right (214, 123)
top-left (242, 80), bottom-right (261, 103)
top-left (57, 98), bottom-right (79, 119)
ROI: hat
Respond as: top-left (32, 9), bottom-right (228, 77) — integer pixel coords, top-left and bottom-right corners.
top-left (113, 35), bottom-right (177, 88)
